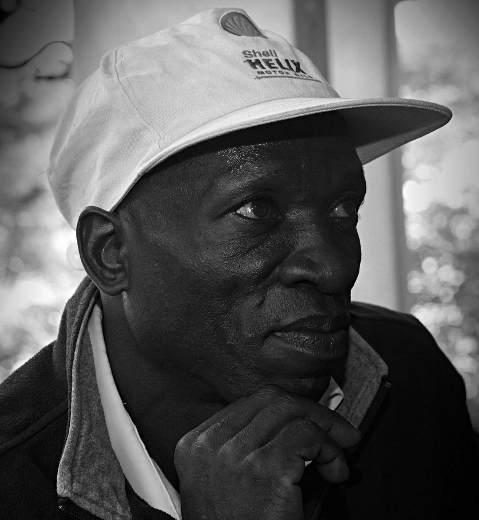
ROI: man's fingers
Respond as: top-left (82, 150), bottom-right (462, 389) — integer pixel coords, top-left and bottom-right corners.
top-left (180, 385), bottom-right (287, 444)
top-left (288, 397), bottom-right (360, 448)
top-left (321, 412), bottom-right (361, 449)
top-left (231, 388), bottom-right (360, 451)
top-left (179, 385), bottom-right (360, 462)
top-left (316, 453), bottom-right (349, 483)
top-left (258, 418), bottom-right (350, 484)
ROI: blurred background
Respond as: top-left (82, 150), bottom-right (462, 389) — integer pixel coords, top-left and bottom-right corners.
top-left (0, 0), bottom-right (478, 428)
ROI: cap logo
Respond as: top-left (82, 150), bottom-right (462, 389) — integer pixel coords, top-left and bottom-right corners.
top-left (220, 11), bottom-right (266, 38)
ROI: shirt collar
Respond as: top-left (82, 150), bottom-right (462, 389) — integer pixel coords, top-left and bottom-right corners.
top-left (88, 304), bottom-right (181, 519)
top-left (320, 376), bottom-right (344, 411)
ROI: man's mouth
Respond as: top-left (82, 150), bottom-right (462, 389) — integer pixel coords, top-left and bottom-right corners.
top-left (271, 314), bottom-right (350, 334)
top-left (266, 314), bottom-right (350, 361)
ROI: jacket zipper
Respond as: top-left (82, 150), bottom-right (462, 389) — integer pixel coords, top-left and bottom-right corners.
top-left (357, 376), bottom-right (392, 439)
top-left (308, 376), bottom-right (392, 520)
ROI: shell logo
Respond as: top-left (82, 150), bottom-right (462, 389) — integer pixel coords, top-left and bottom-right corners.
top-left (220, 11), bottom-right (266, 38)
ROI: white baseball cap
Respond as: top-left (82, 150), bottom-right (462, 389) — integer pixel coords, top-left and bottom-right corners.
top-left (48, 7), bottom-right (452, 229)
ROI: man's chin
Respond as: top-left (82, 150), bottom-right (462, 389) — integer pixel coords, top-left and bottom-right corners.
top-left (214, 343), bottom-right (349, 404)
top-left (216, 372), bottom-right (339, 407)
top-left (257, 349), bottom-right (348, 402)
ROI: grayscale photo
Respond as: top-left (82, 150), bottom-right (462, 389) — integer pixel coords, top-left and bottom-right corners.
top-left (1, 1), bottom-right (478, 518)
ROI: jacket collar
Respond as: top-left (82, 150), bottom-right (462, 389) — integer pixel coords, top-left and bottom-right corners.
top-left (57, 278), bottom-right (130, 519)
top-left (56, 278), bottom-right (388, 520)
top-left (338, 327), bottom-right (388, 428)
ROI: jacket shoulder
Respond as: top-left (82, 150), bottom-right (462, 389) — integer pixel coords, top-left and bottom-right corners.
top-left (349, 300), bottom-right (470, 412)
top-left (350, 300), bottom-right (430, 330)
top-left (0, 343), bottom-right (68, 516)
top-left (0, 342), bottom-right (68, 454)
top-left (350, 300), bottom-right (437, 349)
top-left (349, 300), bottom-right (471, 429)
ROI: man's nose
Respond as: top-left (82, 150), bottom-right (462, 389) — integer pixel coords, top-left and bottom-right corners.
top-left (277, 233), bottom-right (360, 294)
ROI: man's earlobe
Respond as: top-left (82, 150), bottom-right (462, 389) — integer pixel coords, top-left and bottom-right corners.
top-left (77, 206), bottom-right (128, 296)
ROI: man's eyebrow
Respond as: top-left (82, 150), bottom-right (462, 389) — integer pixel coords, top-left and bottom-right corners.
top-left (210, 155), bottom-right (367, 198)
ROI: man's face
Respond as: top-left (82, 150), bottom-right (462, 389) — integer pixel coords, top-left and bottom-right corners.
top-left (119, 118), bottom-right (365, 403)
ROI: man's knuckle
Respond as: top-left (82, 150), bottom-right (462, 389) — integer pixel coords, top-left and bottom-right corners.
top-left (297, 417), bottom-right (320, 432)
top-left (194, 431), bottom-right (215, 452)
top-left (285, 418), bottom-right (320, 440)
top-left (177, 430), bottom-right (213, 458)
top-left (175, 431), bottom-right (192, 453)
top-left (272, 393), bottom-right (298, 412)
top-left (243, 452), bottom-right (271, 478)
top-left (259, 384), bottom-right (284, 399)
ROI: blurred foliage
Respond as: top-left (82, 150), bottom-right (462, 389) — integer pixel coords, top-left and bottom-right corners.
top-left (398, 38), bottom-right (479, 428)
top-left (407, 195), bottom-right (479, 425)
top-left (0, 6), bottom-right (82, 381)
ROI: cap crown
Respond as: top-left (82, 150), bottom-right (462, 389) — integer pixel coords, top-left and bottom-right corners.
top-left (48, 8), bottom-right (340, 227)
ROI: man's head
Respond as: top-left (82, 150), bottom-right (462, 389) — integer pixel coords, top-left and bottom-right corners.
top-left (77, 113), bottom-right (364, 402)
top-left (48, 8), bottom-right (451, 403)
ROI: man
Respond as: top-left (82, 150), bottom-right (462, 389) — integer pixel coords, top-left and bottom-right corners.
top-left (1, 8), bottom-right (478, 520)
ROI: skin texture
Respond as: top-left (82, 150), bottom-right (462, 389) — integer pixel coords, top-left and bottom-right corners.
top-left (77, 113), bottom-right (365, 518)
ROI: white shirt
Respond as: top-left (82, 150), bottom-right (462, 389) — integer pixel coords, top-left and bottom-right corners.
top-left (88, 303), bottom-right (344, 519)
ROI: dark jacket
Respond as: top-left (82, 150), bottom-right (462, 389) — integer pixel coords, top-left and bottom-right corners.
top-left (1, 278), bottom-right (478, 519)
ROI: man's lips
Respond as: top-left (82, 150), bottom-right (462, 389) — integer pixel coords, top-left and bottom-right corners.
top-left (271, 313), bottom-right (350, 334)
top-left (266, 314), bottom-right (350, 362)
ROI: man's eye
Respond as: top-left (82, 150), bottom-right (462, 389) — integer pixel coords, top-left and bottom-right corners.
top-left (330, 200), bottom-right (358, 219)
top-left (235, 199), bottom-right (280, 220)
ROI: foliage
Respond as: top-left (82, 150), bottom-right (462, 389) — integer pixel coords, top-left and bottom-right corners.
top-left (407, 194), bottom-right (479, 424)
top-left (398, 39), bottom-right (479, 428)
top-left (0, 61), bottom-right (84, 382)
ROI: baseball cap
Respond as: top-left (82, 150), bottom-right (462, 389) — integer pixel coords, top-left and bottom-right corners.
top-left (48, 7), bottom-right (452, 229)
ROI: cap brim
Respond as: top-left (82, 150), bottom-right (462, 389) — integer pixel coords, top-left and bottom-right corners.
top-left (142, 96), bottom-right (450, 171)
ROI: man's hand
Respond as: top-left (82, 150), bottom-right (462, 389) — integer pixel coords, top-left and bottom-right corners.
top-left (174, 385), bottom-right (361, 520)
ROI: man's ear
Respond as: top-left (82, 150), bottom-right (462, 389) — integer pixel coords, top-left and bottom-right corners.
top-left (76, 206), bottom-right (128, 296)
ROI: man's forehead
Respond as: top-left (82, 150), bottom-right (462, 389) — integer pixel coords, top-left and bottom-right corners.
top-left (212, 134), bottom-right (361, 182)
top-left (121, 112), bottom-right (361, 211)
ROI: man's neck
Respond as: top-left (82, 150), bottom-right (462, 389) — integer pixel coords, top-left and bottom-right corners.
top-left (101, 296), bottom-right (224, 490)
